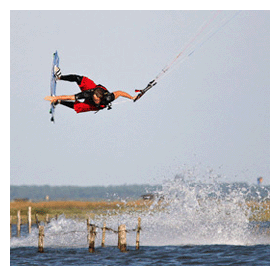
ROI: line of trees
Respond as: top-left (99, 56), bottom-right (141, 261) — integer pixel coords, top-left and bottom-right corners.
top-left (10, 184), bottom-right (162, 201)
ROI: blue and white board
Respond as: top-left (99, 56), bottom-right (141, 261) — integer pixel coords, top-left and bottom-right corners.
top-left (49, 51), bottom-right (60, 122)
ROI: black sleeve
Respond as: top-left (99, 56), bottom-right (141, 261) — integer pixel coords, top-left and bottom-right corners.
top-left (75, 90), bottom-right (93, 101)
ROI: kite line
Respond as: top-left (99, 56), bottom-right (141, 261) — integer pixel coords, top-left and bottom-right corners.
top-left (134, 11), bottom-right (242, 101)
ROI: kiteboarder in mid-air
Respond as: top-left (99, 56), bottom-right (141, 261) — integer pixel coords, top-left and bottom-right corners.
top-left (44, 67), bottom-right (137, 113)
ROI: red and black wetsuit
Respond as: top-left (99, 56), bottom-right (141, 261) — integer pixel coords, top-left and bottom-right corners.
top-left (59, 74), bottom-right (115, 113)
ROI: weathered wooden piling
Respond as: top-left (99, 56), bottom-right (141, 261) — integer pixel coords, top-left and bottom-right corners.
top-left (136, 217), bottom-right (141, 250)
top-left (118, 224), bottom-right (127, 252)
top-left (38, 226), bottom-right (45, 253)
top-left (35, 214), bottom-right (40, 228)
top-left (87, 218), bottom-right (90, 243)
top-left (101, 222), bottom-right (106, 247)
top-left (28, 206), bottom-right (32, 234)
top-left (45, 214), bottom-right (49, 225)
top-left (17, 210), bottom-right (21, 237)
top-left (89, 225), bottom-right (96, 253)
top-left (118, 225), bottom-right (120, 249)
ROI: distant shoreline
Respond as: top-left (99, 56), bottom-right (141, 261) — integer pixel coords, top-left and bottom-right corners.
top-left (10, 183), bottom-right (269, 202)
top-left (10, 184), bottom-right (162, 202)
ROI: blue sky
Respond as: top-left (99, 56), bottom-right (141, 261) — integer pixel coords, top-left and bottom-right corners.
top-left (10, 9), bottom-right (270, 186)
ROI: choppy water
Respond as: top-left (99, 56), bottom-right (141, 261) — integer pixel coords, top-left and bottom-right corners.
top-left (10, 245), bottom-right (270, 265)
top-left (10, 174), bottom-right (270, 265)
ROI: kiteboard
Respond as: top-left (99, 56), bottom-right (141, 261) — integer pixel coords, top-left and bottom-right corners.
top-left (49, 51), bottom-right (60, 122)
top-left (134, 80), bottom-right (157, 102)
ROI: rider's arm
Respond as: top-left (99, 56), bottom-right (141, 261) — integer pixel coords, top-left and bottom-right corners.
top-left (44, 95), bottom-right (75, 103)
top-left (113, 91), bottom-right (136, 100)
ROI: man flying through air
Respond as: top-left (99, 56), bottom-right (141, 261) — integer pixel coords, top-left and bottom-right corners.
top-left (44, 67), bottom-right (137, 113)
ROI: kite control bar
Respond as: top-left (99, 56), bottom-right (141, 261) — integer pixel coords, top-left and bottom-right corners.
top-left (134, 79), bottom-right (157, 102)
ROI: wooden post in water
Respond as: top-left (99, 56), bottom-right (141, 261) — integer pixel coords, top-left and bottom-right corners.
top-left (38, 226), bottom-right (45, 253)
top-left (17, 210), bottom-right (21, 237)
top-left (101, 222), bottom-right (106, 247)
top-left (136, 217), bottom-right (141, 250)
top-left (88, 225), bottom-right (96, 253)
top-left (118, 225), bottom-right (120, 249)
top-left (118, 224), bottom-right (127, 252)
top-left (28, 206), bottom-right (32, 234)
top-left (35, 214), bottom-right (40, 228)
top-left (45, 214), bottom-right (49, 225)
top-left (86, 218), bottom-right (90, 243)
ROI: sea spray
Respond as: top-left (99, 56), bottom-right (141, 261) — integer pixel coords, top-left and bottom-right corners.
top-left (137, 176), bottom-right (251, 246)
